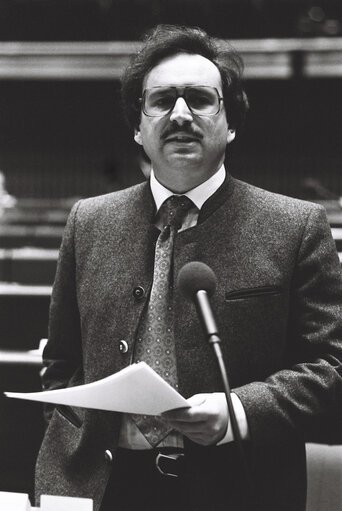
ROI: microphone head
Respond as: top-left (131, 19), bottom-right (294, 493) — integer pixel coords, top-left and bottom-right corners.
top-left (177, 261), bottom-right (217, 300)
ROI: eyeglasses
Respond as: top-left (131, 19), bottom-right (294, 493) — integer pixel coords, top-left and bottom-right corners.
top-left (141, 86), bottom-right (223, 117)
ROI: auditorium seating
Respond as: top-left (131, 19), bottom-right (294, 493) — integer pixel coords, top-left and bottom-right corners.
top-left (0, 225), bottom-right (64, 249)
top-left (0, 201), bottom-right (57, 499)
top-left (0, 248), bottom-right (58, 285)
top-left (0, 349), bottom-right (44, 501)
top-left (0, 283), bottom-right (51, 350)
top-left (0, 283), bottom-right (49, 500)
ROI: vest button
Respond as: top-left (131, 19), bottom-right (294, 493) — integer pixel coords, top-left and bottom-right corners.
top-left (133, 286), bottom-right (145, 300)
top-left (104, 449), bottom-right (113, 463)
top-left (119, 340), bottom-right (129, 354)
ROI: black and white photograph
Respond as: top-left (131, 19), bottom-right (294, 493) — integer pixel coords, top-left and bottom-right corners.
top-left (0, 2), bottom-right (341, 510)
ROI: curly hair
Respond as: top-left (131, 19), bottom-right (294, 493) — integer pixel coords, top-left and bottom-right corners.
top-left (121, 24), bottom-right (249, 133)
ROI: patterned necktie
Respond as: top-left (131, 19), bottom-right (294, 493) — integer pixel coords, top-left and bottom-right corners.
top-left (131, 195), bottom-right (194, 447)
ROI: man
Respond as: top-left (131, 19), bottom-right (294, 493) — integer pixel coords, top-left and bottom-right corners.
top-left (35, 25), bottom-right (342, 511)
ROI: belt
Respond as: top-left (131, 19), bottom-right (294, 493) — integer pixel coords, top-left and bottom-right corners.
top-left (116, 447), bottom-right (186, 478)
top-left (156, 451), bottom-right (185, 477)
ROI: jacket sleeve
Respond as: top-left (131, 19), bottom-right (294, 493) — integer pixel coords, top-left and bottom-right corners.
top-left (41, 200), bottom-right (83, 423)
top-left (234, 205), bottom-right (342, 445)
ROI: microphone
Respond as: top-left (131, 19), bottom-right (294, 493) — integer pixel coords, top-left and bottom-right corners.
top-left (177, 261), bottom-right (220, 344)
top-left (177, 261), bottom-right (253, 499)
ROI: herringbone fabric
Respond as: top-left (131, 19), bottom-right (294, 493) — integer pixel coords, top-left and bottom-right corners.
top-left (131, 195), bottom-right (193, 447)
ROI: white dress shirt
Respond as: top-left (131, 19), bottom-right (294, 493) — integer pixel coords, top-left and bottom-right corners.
top-left (119, 166), bottom-right (248, 449)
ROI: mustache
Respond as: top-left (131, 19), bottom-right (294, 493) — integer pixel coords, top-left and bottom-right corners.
top-left (161, 125), bottom-right (202, 140)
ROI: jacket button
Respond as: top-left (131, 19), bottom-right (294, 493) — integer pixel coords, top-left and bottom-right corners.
top-left (133, 286), bottom-right (145, 300)
top-left (119, 340), bottom-right (129, 354)
top-left (104, 449), bottom-right (113, 463)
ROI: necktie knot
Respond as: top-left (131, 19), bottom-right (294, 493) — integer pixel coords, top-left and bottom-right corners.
top-left (163, 195), bottom-right (194, 231)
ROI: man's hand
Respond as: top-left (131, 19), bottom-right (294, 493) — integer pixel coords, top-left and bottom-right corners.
top-left (162, 393), bottom-right (229, 446)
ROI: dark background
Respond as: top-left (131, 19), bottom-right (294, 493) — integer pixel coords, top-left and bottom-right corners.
top-left (0, 0), bottom-right (340, 41)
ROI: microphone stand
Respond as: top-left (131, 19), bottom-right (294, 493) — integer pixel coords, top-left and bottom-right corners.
top-left (195, 290), bottom-right (253, 501)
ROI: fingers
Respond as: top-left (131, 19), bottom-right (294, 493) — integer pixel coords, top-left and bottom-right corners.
top-left (162, 394), bottom-right (211, 422)
top-left (187, 394), bottom-right (208, 407)
top-left (162, 393), bottom-right (229, 446)
top-left (164, 409), bottom-right (208, 423)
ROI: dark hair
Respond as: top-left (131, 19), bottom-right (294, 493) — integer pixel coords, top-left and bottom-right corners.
top-left (121, 24), bottom-right (249, 133)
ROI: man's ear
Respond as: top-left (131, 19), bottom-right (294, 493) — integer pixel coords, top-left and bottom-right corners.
top-left (227, 129), bottom-right (236, 144)
top-left (134, 129), bottom-right (143, 146)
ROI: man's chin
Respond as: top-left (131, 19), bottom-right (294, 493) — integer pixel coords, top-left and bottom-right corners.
top-left (165, 150), bottom-right (202, 167)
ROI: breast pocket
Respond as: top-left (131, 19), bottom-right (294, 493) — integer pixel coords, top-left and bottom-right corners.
top-left (225, 285), bottom-right (282, 301)
top-left (221, 285), bottom-right (288, 382)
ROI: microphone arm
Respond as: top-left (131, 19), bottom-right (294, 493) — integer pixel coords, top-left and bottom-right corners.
top-left (193, 289), bottom-right (250, 485)
top-left (194, 290), bottom-right (220, 341)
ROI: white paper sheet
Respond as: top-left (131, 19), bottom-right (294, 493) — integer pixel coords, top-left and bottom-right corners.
top-left (4, 362), bottom-right (189, 415)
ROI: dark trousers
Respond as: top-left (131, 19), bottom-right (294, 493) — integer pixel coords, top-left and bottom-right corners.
top-left (100, 446), bottom-right (247, 511)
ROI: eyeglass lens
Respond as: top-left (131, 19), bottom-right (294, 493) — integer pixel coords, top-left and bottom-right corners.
top-left (143, 86), bottom-right (220, 116)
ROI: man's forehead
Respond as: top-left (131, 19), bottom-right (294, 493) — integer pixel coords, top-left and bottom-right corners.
top-left (143, 53), bottom-right (222, 91)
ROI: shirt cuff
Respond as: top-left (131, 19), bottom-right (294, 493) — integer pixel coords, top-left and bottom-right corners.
top-left (216, 392), bottom-right (250, 445)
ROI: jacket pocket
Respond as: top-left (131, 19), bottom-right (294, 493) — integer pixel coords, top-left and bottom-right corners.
top-left (225, 285), bottom-right (282, 301)
top-left (56, 404), bottom-right (83, 428)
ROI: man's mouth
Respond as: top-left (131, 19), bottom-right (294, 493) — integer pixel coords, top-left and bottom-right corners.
top-left (165, 134), bottom-right (199, 143)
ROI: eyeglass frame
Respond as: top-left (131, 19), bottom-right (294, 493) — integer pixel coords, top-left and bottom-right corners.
top-left (139, 85), bottom-right (224, 117)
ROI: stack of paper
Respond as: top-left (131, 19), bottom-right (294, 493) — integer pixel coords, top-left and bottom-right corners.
top-left (5, 362), bottom-right (189, 415)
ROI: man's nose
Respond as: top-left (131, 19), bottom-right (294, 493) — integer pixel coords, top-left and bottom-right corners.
top-left (169, 97), bottom-right (193, 124)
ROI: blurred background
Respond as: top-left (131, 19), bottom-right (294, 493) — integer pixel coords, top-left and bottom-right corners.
top-left (0, 0), bottom-right (341, 508)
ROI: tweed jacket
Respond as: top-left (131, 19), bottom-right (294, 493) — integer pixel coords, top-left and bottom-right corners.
top-left (35, 174), bottom-right (342, 511)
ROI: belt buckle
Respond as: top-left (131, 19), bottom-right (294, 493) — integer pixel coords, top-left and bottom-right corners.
top-left (155, 452), bottom-right (184, 478)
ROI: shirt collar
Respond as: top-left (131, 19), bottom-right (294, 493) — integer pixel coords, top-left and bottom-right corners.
top-left (150, 165), bottom-right (226, 213)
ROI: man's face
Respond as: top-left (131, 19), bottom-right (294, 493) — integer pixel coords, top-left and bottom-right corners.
top-left (134, 53), bottom-right (235, 193)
